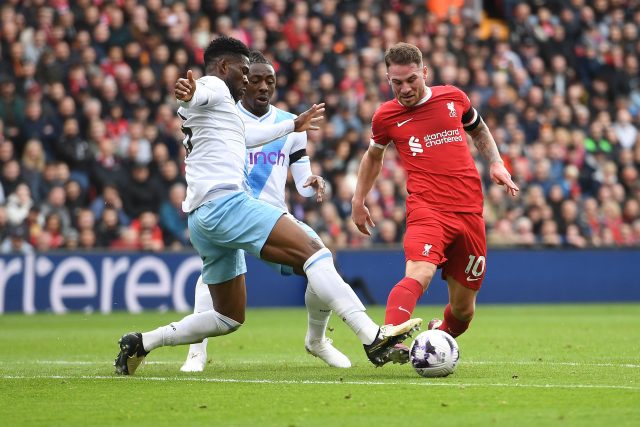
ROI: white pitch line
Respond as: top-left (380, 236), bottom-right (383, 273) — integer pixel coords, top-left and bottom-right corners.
top-left (2, 360), bottom-right (639, 368)
top-left (464, 360), bottom-right (640, 369)
top-left (0, 374), bottom-right (638, 391)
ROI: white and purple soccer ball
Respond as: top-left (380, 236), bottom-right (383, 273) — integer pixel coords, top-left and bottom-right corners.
top-left (409, 329), bottom-right (460, 378)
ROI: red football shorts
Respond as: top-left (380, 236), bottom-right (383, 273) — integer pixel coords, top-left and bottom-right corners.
top-left (403, 207), bottom-right (487, 290)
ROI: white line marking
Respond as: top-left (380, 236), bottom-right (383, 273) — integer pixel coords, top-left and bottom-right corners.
top-left (3, 360), bottom-right (638, 368)
top-left (0, 375), bottom-right (638, 390)
top-left (464, 360), bottom-right (640, 369)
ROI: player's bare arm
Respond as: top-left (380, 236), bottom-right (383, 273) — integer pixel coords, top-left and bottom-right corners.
top-left (352, 145), bottom-right (384, 235)
top-left (175, 69), bottom-right (197, 102)
top-left (294, 103), bottom-right (326, 132)
top-left (467, 120), bottom-right (519, 197)
top-left (303, 175), bottom-right (326, 203)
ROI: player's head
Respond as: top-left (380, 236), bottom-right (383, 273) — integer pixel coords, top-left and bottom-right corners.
top-left (204, 36), bottom-right (251, 102)
top-left (241, 50), bottom-right (276, 117)
top-left (384, 42), bottom-right (428, 107)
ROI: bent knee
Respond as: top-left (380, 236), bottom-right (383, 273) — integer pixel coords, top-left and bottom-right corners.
top-left (406, 261), bottom-right (437, 289)
top-left (228, 313), bottom-right (245, 326)
top-left (215, 306), bottom-right (245, 326)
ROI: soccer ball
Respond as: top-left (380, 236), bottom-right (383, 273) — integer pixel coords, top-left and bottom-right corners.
top-left (409, 329), bottom-right (459, 377)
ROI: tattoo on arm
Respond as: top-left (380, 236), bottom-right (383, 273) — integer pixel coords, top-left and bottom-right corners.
top-left (469, 120), bottom-right (502, 163)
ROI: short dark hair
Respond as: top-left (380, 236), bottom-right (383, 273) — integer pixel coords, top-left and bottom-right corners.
top-left (384, 42), bottom-right (423, 68)
top-left (203, 36), bottom-right (251, 68)
top-left (249, 50), bottom-right (272, 66)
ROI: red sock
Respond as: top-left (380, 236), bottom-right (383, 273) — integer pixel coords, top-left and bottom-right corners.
top-left (440, 303), bottom-right (471, 338)
top-left (384, 277), bottom-right (424, 325)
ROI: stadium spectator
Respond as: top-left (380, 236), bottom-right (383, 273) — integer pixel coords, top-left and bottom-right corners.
top-left (20, 138), bottom-right (46, 203)
top-left (40, 212), bottom-right (65, 249)
top-left (54, 118), bottom-right (92, 190)
top-left (130, 211), bottom-right (164, 251)
top-left (39, 185), bottom-right (71, 235)
top-left (96, 206), bottom-right (122, 248)
top-left (65, 179), bottom-right (86, 221)
top-left (1, 224), bottom-right (33, 255)
top-left (5, 181), bottom-right (32, 227)
top-left (118, 162), bottom-right (163, 219)
top-left (159, 182), bottom-right (189, 248)
top-left (78, 227), bottom-right (97, 250)
top-left (1, 159), bottom-right (24, 200)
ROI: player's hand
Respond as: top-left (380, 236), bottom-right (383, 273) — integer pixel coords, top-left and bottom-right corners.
top-left (175, 70), bottom-right (196, 102)
top-left (294, 103), bottom-right (325, 132)
top-left (303, 175), bottom-right (326, 203)
top-left (351, 201), bottom-right (375, 236)
top-left (490, 161), bottom-right (519, 197)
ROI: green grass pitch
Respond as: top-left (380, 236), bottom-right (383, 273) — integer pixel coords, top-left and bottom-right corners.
top-left (1, 304), bottom-right (638, 427)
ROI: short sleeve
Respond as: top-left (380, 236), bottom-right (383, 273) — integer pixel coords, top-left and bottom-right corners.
top-left (370, 108), bottom-right (391, 150)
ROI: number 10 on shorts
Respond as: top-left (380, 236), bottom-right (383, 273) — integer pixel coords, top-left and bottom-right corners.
top-left (465, 255), bottom-right (485, 279)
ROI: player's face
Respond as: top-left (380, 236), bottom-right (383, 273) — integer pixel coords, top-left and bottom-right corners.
top-left (243, 63), bottom-right (276, 117)
top-left (387, 63), bottom-right (427, 107)
top-left (224, 55), bottom-right (250, 102)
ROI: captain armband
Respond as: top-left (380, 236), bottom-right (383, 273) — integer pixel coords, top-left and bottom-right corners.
top-left (462, 108), bottom-right (481, 131)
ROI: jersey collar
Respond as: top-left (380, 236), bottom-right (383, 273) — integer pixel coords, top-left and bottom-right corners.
top-left (415, 86), bottom-right (432, 106)
top-left (237, 102), bottom-right (274, 122)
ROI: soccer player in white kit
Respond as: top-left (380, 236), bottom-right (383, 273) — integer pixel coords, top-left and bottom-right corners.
top-left (114, 36), bottom-right (421, 376)
top-left (181, 51), bottom-right (351, 370)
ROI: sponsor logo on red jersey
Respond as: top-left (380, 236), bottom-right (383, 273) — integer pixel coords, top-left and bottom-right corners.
top-left (407, 129), bottom-right (464, 155)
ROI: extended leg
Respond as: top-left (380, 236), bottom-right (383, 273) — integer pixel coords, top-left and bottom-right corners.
top-left (181, 276), bottom-right (214, 372)
top-left (114, 275), bottom-right (245, 375)
top-left (261, 216), bottom-right (422, 366)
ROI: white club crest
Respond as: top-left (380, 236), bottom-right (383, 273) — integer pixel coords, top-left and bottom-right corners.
top-left (422, 244), bottom-right (433, 256)
top-left (447, 102), bottom-right (457, 117)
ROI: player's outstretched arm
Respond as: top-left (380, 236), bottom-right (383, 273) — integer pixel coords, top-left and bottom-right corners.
top-left (467, 120), bottom-right (519, 197)
top-left (244, 103), bottom-right (326, 148)
top-left (293, 103), bottom-right (325, 132)
top-left (351, 146), bottom-right (384, 236)
top-left (302, 175), bottom-right (326, 203)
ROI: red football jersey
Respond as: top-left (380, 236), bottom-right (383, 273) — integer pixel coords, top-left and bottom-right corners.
top-left (371, 85), bottom-right (483, 214)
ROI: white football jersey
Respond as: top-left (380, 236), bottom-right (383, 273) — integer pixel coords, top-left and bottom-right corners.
top-left (238, 102), bottom-right (309, 212)
top-left (177, 76), bottom-right (248, 212)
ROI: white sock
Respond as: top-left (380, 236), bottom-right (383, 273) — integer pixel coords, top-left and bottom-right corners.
top-left (187, 276), bottom-right (213, 355)
top-left (142, 310), bottom-right (241, 352)
top-left (304, 285), bottom-right (330, 343)
top-left (303, 248), bottom-right (378, 345)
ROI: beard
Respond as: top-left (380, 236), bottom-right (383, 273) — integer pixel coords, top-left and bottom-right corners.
top-left (226, 78), bottom-right (245, 102)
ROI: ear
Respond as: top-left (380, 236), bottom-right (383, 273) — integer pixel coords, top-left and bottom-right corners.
top-left (422, 65), bottom-right (428, 81)
top-left (218, 58), bottom-right (228, 75)
top-left (386, 73), bottom-right (391, 85)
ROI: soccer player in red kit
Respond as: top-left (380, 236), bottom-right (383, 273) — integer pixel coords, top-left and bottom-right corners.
top-left (352, 43), bottom-right (519, 364)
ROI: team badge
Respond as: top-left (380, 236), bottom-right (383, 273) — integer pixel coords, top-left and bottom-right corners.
top-left (447, 102), bottom-right (457, 117)
top-left (422, 244), bottom-right (433, 256)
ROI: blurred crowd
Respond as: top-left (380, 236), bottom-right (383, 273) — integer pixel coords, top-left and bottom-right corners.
top-left (1, 0), bottom-right (639, 254)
